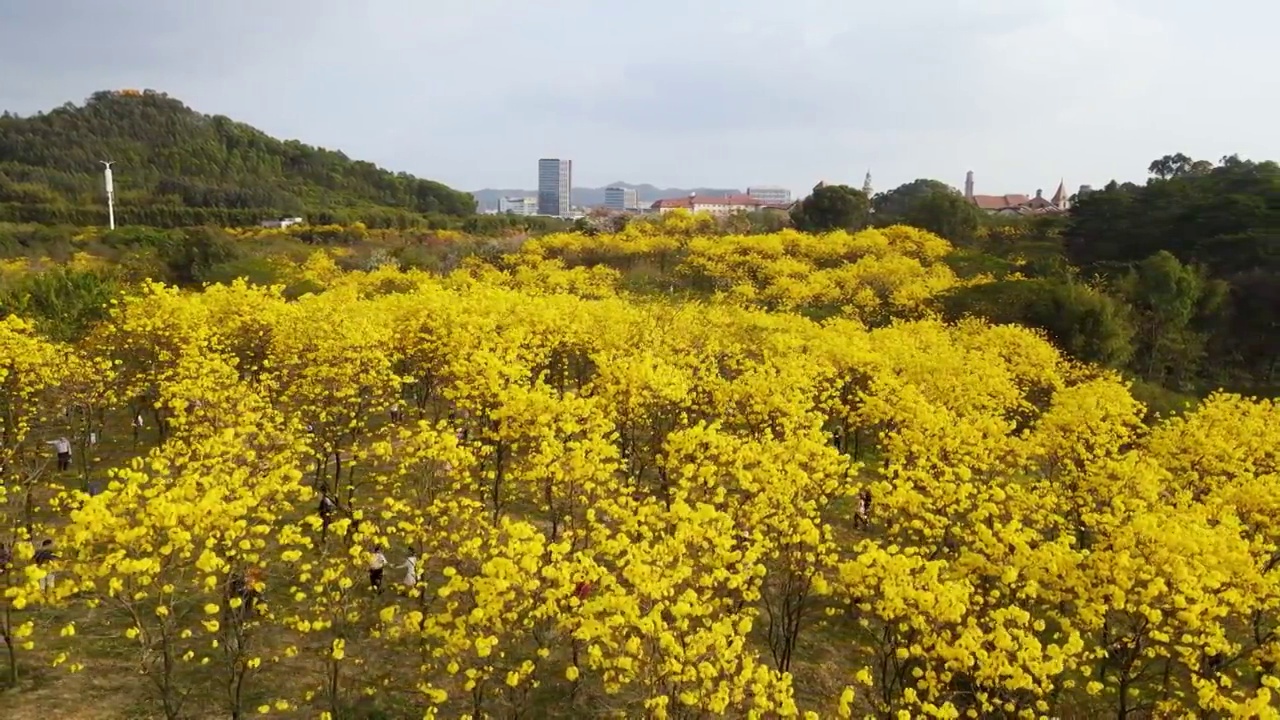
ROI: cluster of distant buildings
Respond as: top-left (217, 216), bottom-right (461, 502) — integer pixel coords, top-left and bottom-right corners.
top-left (484, 159), bottom-right (1092, 221)
top-left (490, 159), bottom-right (578, 217)
top-left (963, 171), bottom-right (1088, 216)
top-left (487, 158), bottom-right (796, 219)
top-left (649, 189), bottom-right (792, 216)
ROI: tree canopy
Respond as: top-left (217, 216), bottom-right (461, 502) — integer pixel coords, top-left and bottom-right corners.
top-left (1064, 154), bottom-right (1280, 390)
top-left (0, 90), bottom-right (476, 228)
top-left (871, 178), bottom-right (983, 244)
top-left (790, 183), bottom-right (871, 233)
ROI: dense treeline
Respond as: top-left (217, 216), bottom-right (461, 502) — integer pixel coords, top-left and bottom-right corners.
top-left (0, 221), bottom-right (568, 343)
top-left (807, 155), bottom-right (1280, 396)
top-left (0, 90), bottom-right (477, 226)
top-left (1063, 154), bottom-right (1280, 390)
top-left (0, 200), bottom-right (571, 234)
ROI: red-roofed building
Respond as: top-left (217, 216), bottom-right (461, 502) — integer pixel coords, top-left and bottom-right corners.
top-left (650, 193), bottom-right (790, 216)
top-left (963, 171), bottom-right (1070, 215)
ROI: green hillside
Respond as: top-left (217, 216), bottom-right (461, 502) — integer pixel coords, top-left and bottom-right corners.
top-left (0, 89), bottom-right (475, 227)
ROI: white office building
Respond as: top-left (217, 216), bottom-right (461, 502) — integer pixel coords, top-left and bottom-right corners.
top-left (747, 186), bottom-right (792, 205)
top-left (498, 196), bottom-right (538, 215)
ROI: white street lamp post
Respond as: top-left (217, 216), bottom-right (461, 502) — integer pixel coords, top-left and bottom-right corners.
top-left (100, 160), bottom-right (115, 230)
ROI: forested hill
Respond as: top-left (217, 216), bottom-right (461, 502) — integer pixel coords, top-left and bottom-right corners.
top-left (0, 89), bottom-right (475, 227)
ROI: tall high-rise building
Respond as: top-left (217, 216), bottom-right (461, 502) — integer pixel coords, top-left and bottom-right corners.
top-left (537, 158), bottom-right (573, 216)
top-left (747, 186), bottom-right (792, 205)
top-left (604, 186), bottom-right (638, 211)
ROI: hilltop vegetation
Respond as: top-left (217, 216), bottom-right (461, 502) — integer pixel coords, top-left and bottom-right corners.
top-left (0, 90), bottom-right (476, 227)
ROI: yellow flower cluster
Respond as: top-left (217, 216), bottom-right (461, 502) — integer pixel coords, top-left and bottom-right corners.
top-left (519, 215), bottom-right (979, 321)
top-left (0, 235), bottom-right (1277, 719)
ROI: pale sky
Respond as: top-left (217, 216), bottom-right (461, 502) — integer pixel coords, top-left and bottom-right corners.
top-left (1, 0), bottom-right (1275, 197)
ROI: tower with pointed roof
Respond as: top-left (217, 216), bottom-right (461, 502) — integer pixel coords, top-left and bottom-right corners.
top-left (1051, 179), bottom-right (1069, 210)
top-left (863, 170), bottom-right (873, 197)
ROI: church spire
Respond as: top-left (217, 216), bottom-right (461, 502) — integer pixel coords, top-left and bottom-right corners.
top-left (1051, 178), bottom-right (1068, 209)
top-left (862, 169), bottom-right (873, 196)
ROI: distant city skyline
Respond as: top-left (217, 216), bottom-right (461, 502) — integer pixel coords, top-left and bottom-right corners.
top-left (4, 2), bottom-right (1276, 195)
top-left (479, 170), bottom-right (1075, 204)
top-left (476, 169), bottom-right (1067, 205)
top-left (475, 169), bottom-right (1097, 212)
top-left (477, 177), bottom-right (802, 195)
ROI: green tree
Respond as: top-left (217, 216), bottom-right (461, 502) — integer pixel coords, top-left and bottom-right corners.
top-left (872, 179), bottom-right (947, 215)
top-left (790, 183), bottom-right (870, 233)
top-left (1065, 153), bottom-right (1280, 391)
top-left (1216, 269), bottom-right (1280, 387)
top-left (905, 190), bottom-right (981, 245)
top-left (1114, 251), bottom-right (1222, 389)
top-left (161, 226), bottom-right (243, 285)
top-left (0, 266), bottom-right (120, 341)
top-left (942, 278), bottom-right (1135, 368)
top-left (1148, 153), bottom-right (1196, 179)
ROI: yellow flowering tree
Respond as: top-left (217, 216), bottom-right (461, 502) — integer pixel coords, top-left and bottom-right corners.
top-left (59, 349), bottom-right (307, 719)
top-left (0, 316), bottom-right (70, 685)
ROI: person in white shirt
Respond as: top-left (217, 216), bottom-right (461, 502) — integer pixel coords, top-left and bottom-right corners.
top-left (398, 553), bottom-right (418, 590)
top-left (47, 437), bottom-right (72, 471)
top-left (368, 546), bottom-right (387, 593)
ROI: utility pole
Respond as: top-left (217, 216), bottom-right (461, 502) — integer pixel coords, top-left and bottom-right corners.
top-left (100, 160), bottom-right (116, 230)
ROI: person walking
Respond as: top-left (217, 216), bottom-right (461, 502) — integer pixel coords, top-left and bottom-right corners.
top-left (398, 553), bottom-right (418, 591)
top-left (34, 539), bottom-right (57, 594)
top-left (368, 546), bottom-right (387, 593)
top-left (318, 491), bottom-right (337, 543)
top-left (855, 488), bottom-right (873, 528)
top-left (47, 436), bottom-right (72, 471)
